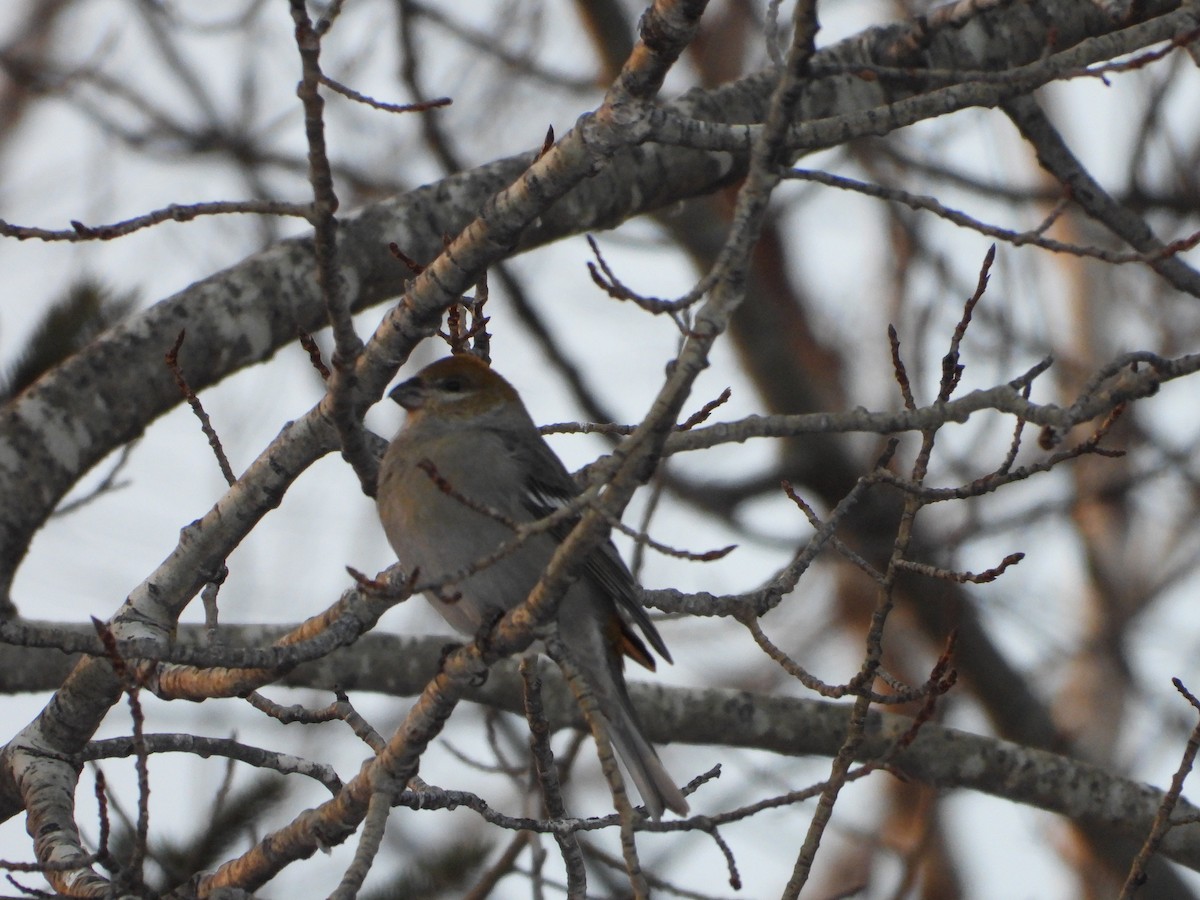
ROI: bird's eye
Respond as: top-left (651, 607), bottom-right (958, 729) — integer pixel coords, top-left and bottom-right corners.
top-left (441, 377), bottom-right (464, 393)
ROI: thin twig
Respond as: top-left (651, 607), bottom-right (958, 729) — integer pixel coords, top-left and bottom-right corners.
top-left (319, 73), bottom-right (450, 114)
top-left (0, 199), bottom-right (307, 242)
top-left (1119, 678), bottom-right (1200, 897)
top-left (165, 330), bottom-right (236, 485)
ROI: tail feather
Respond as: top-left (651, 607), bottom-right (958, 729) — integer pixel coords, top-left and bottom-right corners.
top-left (607, 707), bottom-right (689, 820)
top-left (555, 595), bottom-right (688, 818)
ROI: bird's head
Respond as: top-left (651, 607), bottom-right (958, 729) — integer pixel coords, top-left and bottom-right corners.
top-left (388, 353), bottom-right (521, 422)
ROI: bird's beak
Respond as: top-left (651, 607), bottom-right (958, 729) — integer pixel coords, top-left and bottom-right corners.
top-left (388, 378), bottom-right (424, 411)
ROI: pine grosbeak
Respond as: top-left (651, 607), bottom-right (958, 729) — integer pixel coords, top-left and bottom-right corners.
top-left (377, 353), bottom-right (688, 818)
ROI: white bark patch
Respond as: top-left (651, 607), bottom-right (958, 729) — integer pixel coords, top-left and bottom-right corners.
top-left (13, 393), bottom-right (90, 474)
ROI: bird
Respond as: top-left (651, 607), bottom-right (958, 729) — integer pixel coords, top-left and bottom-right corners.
top-left (376, 352), bottom-right (688, 819)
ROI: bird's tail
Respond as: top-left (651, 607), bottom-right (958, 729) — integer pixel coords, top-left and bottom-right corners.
top-left (553, 600), bottom-right (689, 819)
top-left (605, 700), bottom-right (690, 820)
top-left (556, 647), bottom-right (688, 818)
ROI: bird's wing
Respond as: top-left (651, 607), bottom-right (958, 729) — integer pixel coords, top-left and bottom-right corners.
top-left (507, 430), bottom-right (673, 667)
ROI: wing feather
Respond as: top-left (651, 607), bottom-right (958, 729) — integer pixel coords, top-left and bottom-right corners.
top-left (497, 428), bottom-right (673, 665)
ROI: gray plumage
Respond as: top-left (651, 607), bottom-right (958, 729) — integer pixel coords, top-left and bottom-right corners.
top-left (376, 354), bottom-right (688, 819)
